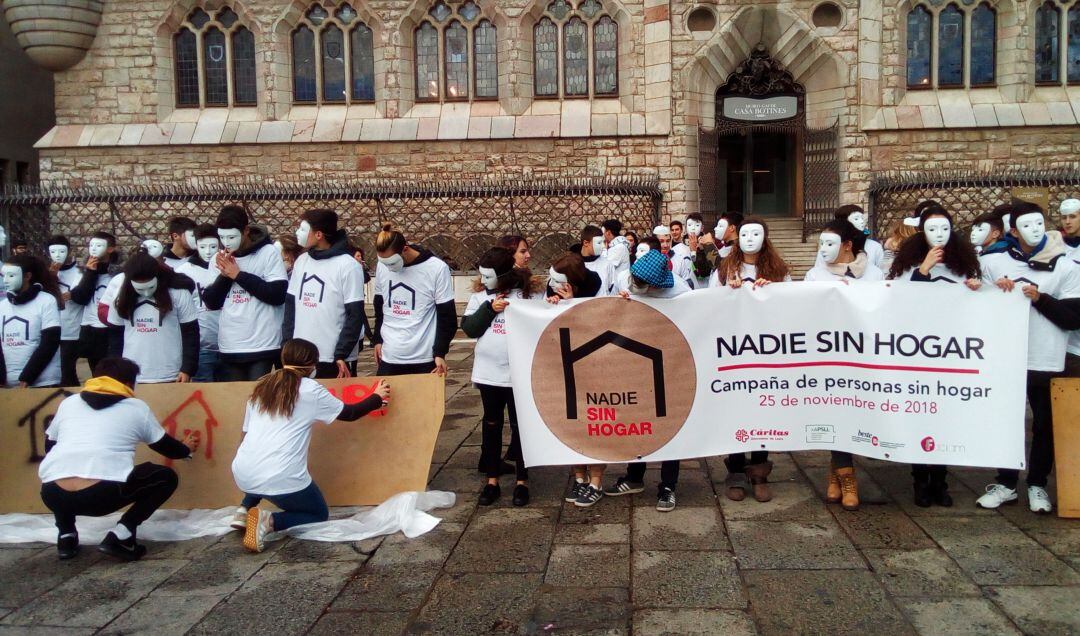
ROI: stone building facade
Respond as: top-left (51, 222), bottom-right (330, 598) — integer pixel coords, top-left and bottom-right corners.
top-left (9, 0), bottom-right (1080, 235)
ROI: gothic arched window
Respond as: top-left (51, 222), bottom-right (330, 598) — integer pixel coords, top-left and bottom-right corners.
top-left (905, 2), bottom-right (996, 89)
top-left (413, 1), bottom-right (498, 102)
top-left (532, 0), bottom-right (619, 98)
top-left (291, 3), bottom-right (376, 104)
top-left (173, 6), bottom-right (257, 107)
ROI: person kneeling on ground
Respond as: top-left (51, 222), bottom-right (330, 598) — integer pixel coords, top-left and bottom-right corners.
top-left (230, 338), bottom-right (390, 552)
top-left (38, 357), bottom-right (199, 561)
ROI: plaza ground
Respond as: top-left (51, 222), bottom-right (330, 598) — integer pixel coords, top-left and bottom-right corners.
top-left (0, 342), bottom-right (1078, 635)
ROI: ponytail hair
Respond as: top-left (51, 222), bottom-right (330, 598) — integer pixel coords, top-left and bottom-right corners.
top-left (248, 339), bottom-right (320, 419)
top-left (375, 223), bottom-right (407, 254)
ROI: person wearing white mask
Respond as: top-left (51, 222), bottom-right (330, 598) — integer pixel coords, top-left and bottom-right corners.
top-left (46, 236), bottom-right (83, 386)
top-left (710, 218), bottom-right (790, 503)
top-left (833, 205), bottom-right (884, 268)
top-left (0, 254), bottom-right (62, 387)
top-left (163, 217), bottom-right (197, 270)
top-left (580, 225), bottom-right (616, 296)
top-left (968, 212), bottom-right (1008, 257)
top-left (282, 209), bottom-right (366, 379)
top-left (462, 247), bottom-right (540, 507)
top-left (669, 219), bottom-right (696, 286)
top-left (175, 224), bottom-right (223, 382)
top-left (710, 212), bottom-right (744, 261)
top-left (201, 205), bottom-right (289, 382)
top-left (887, 205), bottom-right (982, 507)
top-left (616, 236), bottom-right (660, 293)
top-left (141, 239), bottom-right (166, 261)
top-left (371, 224), bottom-right (455, 376)
top-left (106, 251), bottom-right (199, 384)
top-left (600, 219), bottom-right (630, 276)
top-left (71, 232), bottom-right (118, 376)
top-left (976, 202), bottom-right (1080, 514)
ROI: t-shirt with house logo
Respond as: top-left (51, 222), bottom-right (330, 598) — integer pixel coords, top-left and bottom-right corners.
top-left (464, 288), bottom-right (526, 387)
top-left (107, 287), bottom-right (198, 383)
top-left (0, 290), bottom-right (61, 387)
top-left (176, 261), bottom-right (221, 352)
top-left (374, 253), bottom-right (454, 365)
top-left (287, 251), bottom-right (366, 363)
top-left (209, 243), bottom-right (289, 354)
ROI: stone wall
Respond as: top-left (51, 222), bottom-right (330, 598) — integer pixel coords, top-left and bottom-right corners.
top-left (867, 127), bottom-right (1080, 173)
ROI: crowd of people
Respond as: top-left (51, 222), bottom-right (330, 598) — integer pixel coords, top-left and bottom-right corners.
top-left (8, 198), bottom-right (1079, 561)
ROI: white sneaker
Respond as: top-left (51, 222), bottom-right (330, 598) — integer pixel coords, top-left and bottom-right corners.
top-left (229, 506), bottom-right (248, 531)
top-left (1028, 486), bottom-right (1053, 514)
top-left (242, 508), bottom-right (272, 553)
top-left (976, 484), bottom-right (1018, 509)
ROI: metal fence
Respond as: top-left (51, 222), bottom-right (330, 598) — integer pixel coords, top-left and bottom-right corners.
top-left (869, 167), bottom-right (1080, 236)
top-left (0, 177), bottom-right (663, 272)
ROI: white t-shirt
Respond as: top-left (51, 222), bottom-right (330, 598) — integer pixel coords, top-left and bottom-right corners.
top-left (107, 287), bottom-right (198, 383)
top-left (615, 269), bottom-right (631, 294)
top-left (709, 263), bottom-right (792, 287)
top-left (375, 255), bottom-right (454, 364)
top-left (163, 254), bottom-right (187, 270)
top-left (39, 394), bottom-right (165, 483)
top-left (603, 237), bottom-right (631, 276)
top-left (80, 271), bottom-right (113, 329)
top-left (1066, 245), bottom-right (1080, 356)
top-left (896, 264), bottom-right (968, 284)
top-left (671, 243), bottom-right (695, 285)
top-left (55, 265), bottom-right (84, 341)
top-left (803, 262), bottom-right (886, 282)
top-left (584, 256), bottom-right (616, 297)
top-left (464, 288), bottom-right (525, 387)
top-left (97, 273), bottom-right (126, 326)
top-left (815, 239), bottom-right (885, 270)
top-left (211, 242), bottom-right (289, 354)
top-left (175, 262), bottom-right (221, 351)
top-left (0, 291), bottom-right (61, 387)
top-left (231, 377), bottom-right (344, 496)
top-left (288, 252), bottom-right (366, 363)
top-left (981, 251), bottom-right (1080, 372)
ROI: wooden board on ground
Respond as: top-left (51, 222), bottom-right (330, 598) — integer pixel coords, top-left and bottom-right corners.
top-left (1051, 378), bottom-right (1080, 519)
top-left (0, 375), bottom-right (444, 513)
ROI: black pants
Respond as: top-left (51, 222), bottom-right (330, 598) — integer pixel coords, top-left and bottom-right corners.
top-left (626, 460), bottom-right (679, 493)
top-left (911, 464), bottom-right (948, 484)
top-left (377, 360), bottom-right (436, 376)
top-left (478, 384), bottom-right (527, 480)
top-left (40, 463), bottom-right (178, 536)
top-left (59, 340), bottom-right (80, 387)
top-left (831, 451), bottom-right (854, 469)
top-left (77, 326), bottom-right (109, 374)
top-left (314, 361), bottom-right (357, 379)
top-left (1066, 353), bottom-right (1080, 378)
top-left (217, 352), bottom-right (279, 382)
top-left (998, 370), bottom-right (1056, 489)
top-left (726, 451), bottom-right (768, 473)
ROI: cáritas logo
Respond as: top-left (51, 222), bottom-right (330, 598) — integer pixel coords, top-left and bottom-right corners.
top-left (531, 298), bottom-right (695, 461)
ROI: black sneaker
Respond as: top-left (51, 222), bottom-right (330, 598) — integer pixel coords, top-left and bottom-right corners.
top-left (574, 485), bottom-right (604, 508)
top-left (98, 531), bottom-right (147, 562)
top-left (512, 484), bottom-right (530, 507)
top-left (931, 483), bottom-right (954, 507)
top-left (913, 482), bottom-right (933, 508)
top-left (565, 480), bottom-right (587, 503)
top-left (478, 483), bottom-right (501, 506)
top-left (656, 487), bottom-right (676, 512)
top-left (56, 533), bottom-right (79, 560)
top-left (604, 477), bottom-right (645, 496)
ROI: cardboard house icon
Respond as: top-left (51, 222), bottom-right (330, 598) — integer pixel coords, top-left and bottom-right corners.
top-left (559, 328), bottom-right (666, 420)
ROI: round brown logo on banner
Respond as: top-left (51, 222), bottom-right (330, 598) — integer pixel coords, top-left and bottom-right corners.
top-left (531, 297), bottom-right (696, 461)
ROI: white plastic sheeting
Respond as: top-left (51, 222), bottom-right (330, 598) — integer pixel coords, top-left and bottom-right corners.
top-left (0, 490), bottom-right (456, 545)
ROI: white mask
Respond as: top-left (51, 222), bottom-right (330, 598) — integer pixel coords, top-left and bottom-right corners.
top-left (88, 238), bottom-right (109, 259)
top-left (969, 223), bottom-right (991, 247)
top-left (197, 237), bottom-right (220, 263)
top-left (2, 265), bottom-right (24, 294)
top-left (296, 221), bottom-right (312, 248)
top-left (479, 266), bottom-right (500, 290)
top-left (590, 236), bottom-right (606, 255)
top-left (686, 219), bottom-right (703, 236)
top-left (738, 223), bottom-right (765, 255)
top-left (847, 212), bottom-right (867, 232)
top-left (379, 253), bottom-right (404, 273)
top-left (131, 278), bottom-right (158, 298)
top-left (923, 217), bottom-right (952, 248)
top-left (548, 267), bottom-right (568, 286)
top-left (715, 219), bottom-right (729, 240)
top-left (142, 239), bottom-right (164, 259)
top-left (1002, 214), bottom-right (1012, 234)
top-left (635, 243), bottom-right (651, 259)
top-left (1014, 212), bottom-right (1046, 247)
top-left (184, 230), bottom-right (197, 251)
top-left (48, 245), bottom-right (69, 265)
top-left (818, 232), bottom-right (842, 264)
top-left (218, 228), bottom-right (243, 253)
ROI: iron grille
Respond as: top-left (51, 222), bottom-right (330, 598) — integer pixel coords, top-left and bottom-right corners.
top-left (802, 122), bottom-right (840, 239)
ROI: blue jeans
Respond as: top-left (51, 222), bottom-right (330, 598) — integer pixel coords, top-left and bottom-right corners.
top-left (193, 349), bottom-right (219, 383)
top-left (241, 481), bottom-right (329, 531)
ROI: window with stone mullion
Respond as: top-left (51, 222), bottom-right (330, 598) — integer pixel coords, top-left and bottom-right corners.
top-left (174, 8), bottom-right (257, 108)
top-left (292, 12), bottom-right (375, 105)
top-left (905, 2), bottom-right (996, 90)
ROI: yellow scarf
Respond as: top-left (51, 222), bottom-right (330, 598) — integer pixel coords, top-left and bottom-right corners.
top-left (82, 376), bottom-right (135, 398)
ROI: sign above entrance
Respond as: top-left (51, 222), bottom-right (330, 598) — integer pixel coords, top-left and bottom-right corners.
top-left (722, 96), bottom-right (799, 122)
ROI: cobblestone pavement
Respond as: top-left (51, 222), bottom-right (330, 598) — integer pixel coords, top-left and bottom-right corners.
top-left (1, 342), bottom-right (1078, 635)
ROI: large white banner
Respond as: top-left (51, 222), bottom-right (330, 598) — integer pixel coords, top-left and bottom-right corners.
top-left (507, 282), bottom-right (1030, 469)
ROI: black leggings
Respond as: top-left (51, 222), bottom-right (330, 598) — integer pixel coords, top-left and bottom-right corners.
top-left (831, 451), bottom-right (854, 469)
top-left (726, 451), bottom-right (769, 473)
top-left (314, 361), bottom-right (357, 379)
top-left (60, 340), bottom-right (80, 387)
top-left (77, 326), bottom-right (109, 374)
top-left (478, 384), bottom-right (527, 481)
top-left (626, 460), bottom-right (680, 493)
top-left (40, 463), bottom-right (179, 536)
top-left (377, 360), bottom-right (436, 376)
top-left (998, 371), bottom-right (1056, 489)
top-left (217, 353), bottom-right (278, 382)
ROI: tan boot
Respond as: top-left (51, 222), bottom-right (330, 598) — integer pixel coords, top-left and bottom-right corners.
top-left (836, 467), bottom-right (860, 511)
top-left (724, 472), bottom-right (749, 501)
top-left (745, 462), bottom-right (773, 503)
top-left (826, 466), bottom-right (842, 503)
